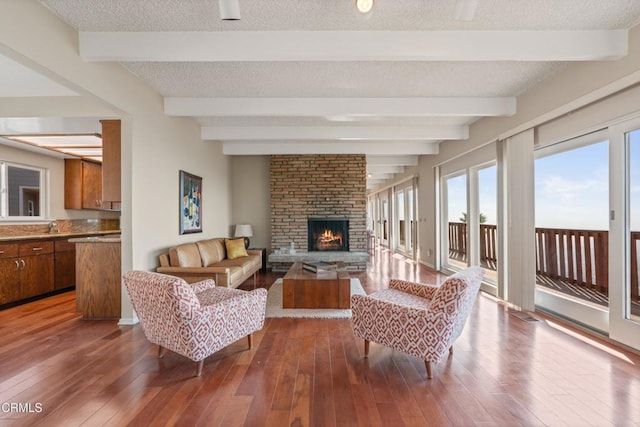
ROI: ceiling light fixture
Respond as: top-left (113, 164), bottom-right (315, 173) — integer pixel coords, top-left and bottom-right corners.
top-left (219, 0), bottom-right (241, 20)
top-left (356, 0), bottom-right (374, 14)
top-left (3, 134), bottom-right (103, 161)
top-left (454, 0), bottom-right (479, 21)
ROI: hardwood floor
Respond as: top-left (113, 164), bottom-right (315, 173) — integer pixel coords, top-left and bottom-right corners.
top-left (1, 247), bottom-right (640, 426)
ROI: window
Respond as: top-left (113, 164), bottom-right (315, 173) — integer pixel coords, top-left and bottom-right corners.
top-left (443, 173), bottom-right (468, 269)
top-left (0, 161), bottom-right (46, 220)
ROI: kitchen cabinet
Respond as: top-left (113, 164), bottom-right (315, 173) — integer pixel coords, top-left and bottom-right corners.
top-left (0, 241), bottom-right (54, 304)
top-left (101, 119), bottom-right (121, 203)
top-left (0, 243), bottom-right (19, 305)
top-left (72, 236), bottom-right (121, 319)
top-left (63, 119), bottom-right (121, 211)
top-left (54, 239), bottom-right (75, 290)
top-left (17, 241), bottom-right (54, 300)
top-left (64, 159), bottom-right (114, 210)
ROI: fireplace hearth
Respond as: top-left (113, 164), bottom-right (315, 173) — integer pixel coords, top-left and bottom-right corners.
top-left (308, 218), bottom-right (349, 252)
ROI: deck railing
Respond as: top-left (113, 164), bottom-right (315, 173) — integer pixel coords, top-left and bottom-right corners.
top-left (535, 227), bottom-right (608, 293)
top-left (448, 222), bottom-right (496, 263)
top-left (448, 222), bottom-right (640, 300)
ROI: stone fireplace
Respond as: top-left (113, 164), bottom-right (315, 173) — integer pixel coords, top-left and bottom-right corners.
top-left (308, 218), bottom-right (349, 252)
top-left (268, 154), bottom-right (369, 271)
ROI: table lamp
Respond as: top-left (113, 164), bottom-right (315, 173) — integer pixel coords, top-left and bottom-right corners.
top-left (234, 224), bottom-right (253, 249)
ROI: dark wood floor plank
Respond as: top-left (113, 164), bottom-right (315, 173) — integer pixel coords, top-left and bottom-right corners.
top-left (349, 383), bottom-right (384, 427)
top-left (241, 330), bottom-right (290, 427)
top-left (312, 321), bottom-right (337, 427)
top-left (289, 330), bottom-right (316, 426)
top-left (328, 324), bottom-right (360, 427)
top-left (270, 332), bottom-right (301, 412)
top-left (192, 364), bottom-right (251, 427)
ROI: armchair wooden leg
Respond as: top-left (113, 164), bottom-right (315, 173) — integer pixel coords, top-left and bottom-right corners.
top-left (158, 345), bottom-right (165, 358)
top-left (364, 340), bottom-right (370, 357)
top-left (425, 361), bottom-right (433, 379)
top-left (195, 360), bottom-right (204, 377)
top-left (449, 345), bottom-right (454, 354)
top-left (247, 334), bottom-right (253, 349)
top-left (253, 272), bottom-right (257, 289)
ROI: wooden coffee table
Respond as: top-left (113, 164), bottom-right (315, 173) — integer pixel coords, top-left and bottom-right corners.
top-left (282, 262), bottom-right (351, 309)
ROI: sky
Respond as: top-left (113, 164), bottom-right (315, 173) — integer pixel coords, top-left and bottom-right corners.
top-left (446, 135), bottom-right (639, 232)
top-left (535, 140), bottom-right (609, 230)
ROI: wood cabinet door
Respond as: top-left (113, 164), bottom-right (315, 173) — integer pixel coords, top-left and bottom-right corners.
top-left (54, 251), bottom-right (75, 290)
top-left (0, 258), bottom-right (20, 304)
top-left (81, 160), bottom-right (103, 209)
top-left (19, 254), bottom-right (54, 300)
top-left (101, 119), bottom-right (121, 202)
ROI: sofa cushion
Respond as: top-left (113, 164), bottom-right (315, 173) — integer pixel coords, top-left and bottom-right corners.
top-left (169, 243), bottom-right (202, 268)
top-left (225, 238), bottom-right (248, 259)
top-left (197, 238), bottom-right (226, 266)
top-left (216, 255), bottom-right (260, 274)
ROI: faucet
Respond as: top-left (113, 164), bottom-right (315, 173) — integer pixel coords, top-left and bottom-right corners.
top-left (48, 221), bottom-right (58, 233)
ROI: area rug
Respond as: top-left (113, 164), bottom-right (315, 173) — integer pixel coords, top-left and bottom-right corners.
top-left (265, 278), bottom-right (366, 319)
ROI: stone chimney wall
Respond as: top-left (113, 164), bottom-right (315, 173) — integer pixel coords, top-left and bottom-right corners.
top-left (269, 154), bottom-right (367, 253)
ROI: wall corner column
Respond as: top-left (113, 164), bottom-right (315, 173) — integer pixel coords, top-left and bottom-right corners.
top-left (498, 129), bottom-right (536, 311)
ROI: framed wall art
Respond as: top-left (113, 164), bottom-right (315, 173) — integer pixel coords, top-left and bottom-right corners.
top-left (179, 170), bottom-right (202, 234)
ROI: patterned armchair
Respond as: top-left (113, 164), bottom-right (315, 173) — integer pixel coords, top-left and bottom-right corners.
top-left (351, 267), bottom-right (484, 379)
top-left (123, 270), bottom-right (267, 376)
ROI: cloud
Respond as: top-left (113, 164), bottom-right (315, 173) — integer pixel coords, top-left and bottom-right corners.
top-left (537, 175), bottom-right (607, 202)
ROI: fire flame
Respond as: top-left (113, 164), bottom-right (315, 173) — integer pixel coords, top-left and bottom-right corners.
top-left (318, 229), bottom-right (342, 245)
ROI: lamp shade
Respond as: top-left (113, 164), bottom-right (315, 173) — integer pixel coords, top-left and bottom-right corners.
top-left (234, 224), bottom-right (253, 238)
top-left (234, 224), bottom-right (253, 249)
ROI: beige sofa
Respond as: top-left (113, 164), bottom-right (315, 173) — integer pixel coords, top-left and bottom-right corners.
top-left (157, 238), bottom-right (262, 288)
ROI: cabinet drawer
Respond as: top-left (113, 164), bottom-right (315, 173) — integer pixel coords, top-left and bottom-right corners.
top-left (0, 243), bottom-right (18, 259)
top-left (19, 241), bottom-right (53, 256)
top-left (55, 239), bottom-right (76, 252)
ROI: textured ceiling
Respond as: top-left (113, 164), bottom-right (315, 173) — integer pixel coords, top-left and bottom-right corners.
top-left (122, 61), bottom-right (566, 98)
top-left (14, 1), bottom-right (640, 186)
top-left (39, 0), bottom-right (640, 31)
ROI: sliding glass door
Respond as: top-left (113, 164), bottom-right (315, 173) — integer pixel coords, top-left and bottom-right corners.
top-left (609, 119), bottom-right (640, 348)
top-left (534, 133), bottom-right (610, 331)
top-left (379, 191), bottom-right (389, 247)
top-left (394, 180), bottom-right (417, 259)
top-left (443, 173), bottom-right (467, 270)
top-left (477, 165), bottom-right (498, 283)
top-left (629, 131), bottom-right (640, 323)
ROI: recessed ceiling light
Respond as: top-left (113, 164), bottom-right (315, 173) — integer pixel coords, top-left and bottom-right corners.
top-left (6, 134), bottom-right (102, 147)
top-left (2, 133), bottom-right (103, 161)
top-left (356, 0), bottom-right (374, 14)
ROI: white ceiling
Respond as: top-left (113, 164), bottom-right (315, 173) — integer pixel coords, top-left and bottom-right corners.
top-left (5, 0), bottom-right (640, 189)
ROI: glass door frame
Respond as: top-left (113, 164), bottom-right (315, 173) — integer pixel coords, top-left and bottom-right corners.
top-left (440, 170), bottom-right (468, 273)
top-left (609, 115), bottom-right (640, 348)
top-left (440, 165), bottom-right (499, 296)
top-left (533, 130), bottom-right (610, 333)
top-left (472, 162), bottom-right (499, 287)
top-left (394, 179), bottom-right (417, 260)
top-left (379, 190), bottom-right (390, 248)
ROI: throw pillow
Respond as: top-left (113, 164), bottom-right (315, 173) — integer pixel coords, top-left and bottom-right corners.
top-left (225, 238), bottom-right (248, 259)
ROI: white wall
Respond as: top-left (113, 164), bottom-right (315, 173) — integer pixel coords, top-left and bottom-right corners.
top-left (0, 0), bottom-right (231, 323)
top-left (229, 156), bottom-right (270, 249)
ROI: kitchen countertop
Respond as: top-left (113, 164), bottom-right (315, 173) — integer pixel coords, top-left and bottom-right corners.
top-left (69, 235), bottom-right (121, 243)
top-left (0, 230), bottom-right (121, 242)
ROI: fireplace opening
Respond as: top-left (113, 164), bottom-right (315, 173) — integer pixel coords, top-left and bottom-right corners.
top-left (308, 218), bottom-right (349, 252)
